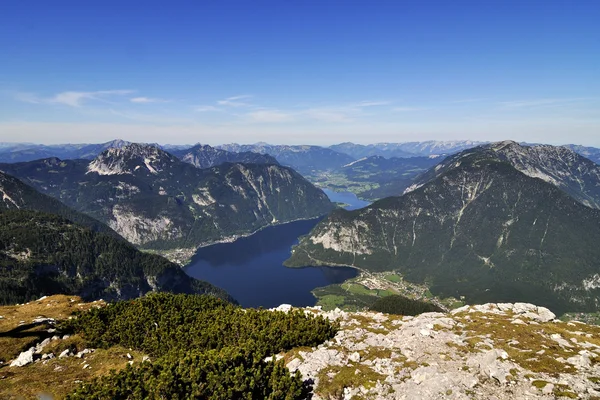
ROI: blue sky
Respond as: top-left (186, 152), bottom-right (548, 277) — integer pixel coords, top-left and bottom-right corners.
top-left (1, 0), bottom-right (599, 146)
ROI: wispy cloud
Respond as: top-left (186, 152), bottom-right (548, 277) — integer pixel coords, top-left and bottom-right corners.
top-left (247, 110), bottom-right (293, 123)
top-left (500, 98), bottom-right (589, 108)
top-left (195, 105), bottom-right (222, 112)
top-left (354, 100), bottom-right (391, 107)
top-left (108, 109), bottom-right (193, 124)
top-left (450, 98), bottom-right (486, 104)
top-left (129, 96), bottom-right (166, 104)
top-left (393, 107), bottom-right (427, 112)
top-left (245, 107), bottom-right (354, 124)
top-left (16, 90), bottom-right (134, 107)
top-left (302, 108), bottom-right (351, 122)
top-left (217, 95), bottom-right (253, 107)
top-left (194, 97), bottom-right (392, 124)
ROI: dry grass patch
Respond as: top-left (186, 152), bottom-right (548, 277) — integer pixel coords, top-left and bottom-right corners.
top-left (0, 345), bottom-right (146, 399)
top-left (346, 314), bottom-right (391, 335)
top-left (43, 335), bottom-right (87, 356)
top-left (283, 346), bottom-right (314, 364)
top-left (0, 295), bottom-right (104, 362)
top-left (359, 346), bottom-right (393, 361)
top-left (316, 364), bottom-right (385, 399)
top-left (452, 312), bottom-right (590, 375)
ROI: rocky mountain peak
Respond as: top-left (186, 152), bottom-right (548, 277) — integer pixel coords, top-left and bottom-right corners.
top-left (87, 143), bottom-right (176, 176)
top-left (488, 139), bottom-right (520, 151)
top-left (409, 141), bottom-right (600, 208)
top-left (104, 138), bottom-right (131, 149)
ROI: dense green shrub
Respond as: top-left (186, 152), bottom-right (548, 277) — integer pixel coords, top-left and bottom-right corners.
top-left (66, 346), bottom-right (311, 400)
top-left (63, 293), bottom-right (339, 399)
top-left (63, 292), bottom-right (337, 359)
top-left (369, 294), bottom-right (443, 316)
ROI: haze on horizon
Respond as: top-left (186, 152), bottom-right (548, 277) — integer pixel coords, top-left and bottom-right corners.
top-left (1, 1), bottom-right (599, 147)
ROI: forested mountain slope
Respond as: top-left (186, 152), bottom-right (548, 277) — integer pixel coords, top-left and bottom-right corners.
top-left (0, 210), bottom-right (232, 305)
top-left (0, 171), bottom-right (119, 237)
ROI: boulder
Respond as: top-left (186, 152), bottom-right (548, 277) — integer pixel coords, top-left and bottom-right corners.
top-left (34, 338), bottom-right (51, 353)
top-left (348, 352), bottom-right (361, 363)
top-left (58, 349), bottom-right (72, 358)
top-left (272, 304), bottom-right (293, 313)
top-left (10, 348), bottom-right (35, 367)
top-left (76, 349), bottom-right (92, 358)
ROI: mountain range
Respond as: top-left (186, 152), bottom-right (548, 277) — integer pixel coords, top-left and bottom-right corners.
top-left (0, 144), bottom-right (333, 255)
top-left (0, 139), bottom-right (131, 163)
top-left (286, 141), bottom-right (600, 314)
top-left (329, 140), bottom-right (486, 159)
top-left (563, 144), bottom-right (600, 165)
top-left (170, 144), bottom-right (279, 169)
top-left (217, 143), bottom-right (356, 175)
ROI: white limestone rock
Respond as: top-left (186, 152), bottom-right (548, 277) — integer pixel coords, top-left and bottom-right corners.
top-left (10, 348), bottom-right (35, 367)
top-left (58, 349), bottom-right (72, 358)
top-left (284, 302), bottom-right (600, 400)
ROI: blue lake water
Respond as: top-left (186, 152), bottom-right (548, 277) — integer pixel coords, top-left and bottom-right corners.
top-left (184, 190), bottom-right (370, 308)
top-left (322, 189), bottom-right (371, 210)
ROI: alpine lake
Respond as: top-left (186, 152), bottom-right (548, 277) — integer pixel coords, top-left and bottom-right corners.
top-left (184, 189), bottom-right (369, 308)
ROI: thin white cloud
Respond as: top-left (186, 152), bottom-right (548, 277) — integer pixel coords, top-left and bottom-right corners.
top-left (217, 95), bottom-right (253, 107)
top-left (500, 98), bottom-right (589, 108)
top-left (108, 109), bottom-right (193, 124)
top-left (199, 97), bottom-right (390, 124)
top-left (355, 100), bottom-right (391, 107)
top-left (450, 98), bottom-right (486, 104)
top-left (245, 107), bottom-right (355, 124)
top-left (195, 105), bottom-right (222, 112)
top-left (14, 92), bottom-right (42, 104)
top-left (302, 108), bottom-right (351, 122)
top-left (240, 100), bottom-right (390, 124)
top-left (16, 90), bottom-right (134, 107)
top-left (247, 110), bottom-right (293, 123)
top-left (393, 107), bottom-right (426, 112)
top-left (130, 96), bottom-right (166, 104)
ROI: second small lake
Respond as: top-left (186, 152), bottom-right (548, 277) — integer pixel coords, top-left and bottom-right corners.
top-left (321, 189), bottom-right (371, 210)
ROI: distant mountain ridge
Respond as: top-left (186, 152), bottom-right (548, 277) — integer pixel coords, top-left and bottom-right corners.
top-left (0, 139), bottom-right (130, 163)
top-left (330, 140), bottom-right (486, 158)
top-left (286, 142), bottom-right (600, 314)
top-left (2, 139), bottom-right (599, 171)
top-left (563, 144), bottom-right (600, 165)
top-left (217, 143), bottom-right (355, 174)
top-left (170, 144), bottom-right (279, 169)
top-left (0, 143), bottom-right (334, 254)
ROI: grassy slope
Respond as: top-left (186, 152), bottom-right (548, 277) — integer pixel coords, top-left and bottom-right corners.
top-left (0, 295), bottom-right (145, 399)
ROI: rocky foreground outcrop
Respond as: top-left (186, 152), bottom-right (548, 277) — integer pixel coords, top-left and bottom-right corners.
top-left (275, 303), bottom-right (600, 399)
